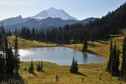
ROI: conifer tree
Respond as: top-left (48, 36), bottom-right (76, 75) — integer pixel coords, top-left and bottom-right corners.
top-left (36, 62), bottom-right (41, 71)
top-left (8, 29), bottom-right (12, 36)
top-left (5, 37), bottom-right (9, 74)
top-left (110, 41), bottom-right (117, 76)
top-left (5, 37), bottom-right (15, 75)
top-left (36, 61), bottom-right (43, 72)
top-left (106, 39), bottom-right (113, 72)
top-left (28, 60), bottom-right (34, 73)
top-left (106, 39), bottom-right (113, 71)
top-left (14, 29), bottom-right (20, 75)
top-left (0, 27), bottom-right (5, 81)
top-left (6, 47), bottom-right (15, 75)
top-left (115, 45), bottom-right (120, 76)
top-left (82, 39), bottom-right (88, 52)
top-left (110, 41), bottom-right (120, 76)
top-left (70, 57), bottom-right (78, 73)
top-left (0, 26), bottom-right (5, 52)
top-left (0, 54), bottom-right (5, 82)
top-left (70, 57), bottom-right (75, 73)
top-left (120, 36), bottom-right (126, 81)
top-left (75, 60), bottom-right (78, 73)
top-left (40, 61), bottom-right (43, 71)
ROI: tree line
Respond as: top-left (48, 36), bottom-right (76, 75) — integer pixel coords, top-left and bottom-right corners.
top-left (7, 24), bottom-right (88, 44)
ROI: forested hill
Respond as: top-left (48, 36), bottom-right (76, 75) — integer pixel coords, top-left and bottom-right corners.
top-left (85, 2), bottom-right (126, 39)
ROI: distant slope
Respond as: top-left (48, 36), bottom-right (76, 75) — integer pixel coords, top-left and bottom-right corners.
top-left (79, 17), bottom-right (96, 25)
top-left (0, 15), bottom-right (24, 26)
top-left (5, 18), bottom-right (77, 31)
top-left (5, 17), bottom-right (95, 31)
top-left (0, 15), bottom-right (32, 27)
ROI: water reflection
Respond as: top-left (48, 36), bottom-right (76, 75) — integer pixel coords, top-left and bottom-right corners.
top-left (83, 53), bottom-right (88, 64)
top-left (19, 47), bottom-right (106, 65)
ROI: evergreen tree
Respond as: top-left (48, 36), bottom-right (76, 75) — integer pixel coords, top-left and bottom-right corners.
top-left (75, 60), bottom-right (78, 73)
top-left (5, 36), bottom-right (15, 75)
top-left (120, 36), bottom-right (126, 81)
top-left (106, 39), bottom-right (113, 72)
top-left (0, 54), bottom-right (5, 82)
top-left (40, 61), bottom-right (43, 71)
top-left (82, 39), bottom-right (88, 52)
top-left (115, 45), bottom-right (120, 76)
top-left (8, 29), bottom-right (12, 36)
top-left (36, 62), bottom-right (41, 71)
top-left (70, 57), bottom-right (78, 73)
top-left (0, 26), bottom-right (5, 52)
top-left (70, 57), bottom-right (75, 73)
top-left (110, 41), bottom-right (117, 76)
top-left (5, 37), bottom-right (9, 74)
top-left (6, 47), bottom-right (15, 75)
top-left (14, 29), bottom-right (20, 75)
top-left (36, 61), bottom-right (43, 72)
top-left (55, 75), bottom-right (59, 81)
top-left (32, 28), bottom-right (35, 39)
top-left (110, 41), bottom-right (120, 76)
top-left (28, 60), bottom-right (34, 73)
top-left (0, 27), bottom-right (5, 81)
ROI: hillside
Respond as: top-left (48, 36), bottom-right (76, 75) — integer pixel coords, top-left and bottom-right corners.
top-left (84, 2), bottom-right (126, 40)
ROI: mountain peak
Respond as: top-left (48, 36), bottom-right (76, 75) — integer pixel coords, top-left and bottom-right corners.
top-left (16, 15), bottom-right (22, 18)
top-left (33, 7), bottom-right (78, 21)
top-left (48, 7), bottom-right (57, 10)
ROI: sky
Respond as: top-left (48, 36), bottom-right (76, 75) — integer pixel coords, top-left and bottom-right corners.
top-left (0, 0), bottom-right (126, 20)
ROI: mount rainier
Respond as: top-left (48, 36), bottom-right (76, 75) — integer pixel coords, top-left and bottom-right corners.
top-left (0, 7), bottom-right (95, 30)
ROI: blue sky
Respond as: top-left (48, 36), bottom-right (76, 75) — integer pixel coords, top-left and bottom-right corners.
top-left (0, 0), bottom-right (126, 20)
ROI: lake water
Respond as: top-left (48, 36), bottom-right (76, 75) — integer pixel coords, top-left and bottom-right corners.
top-left (19, 47), bottom-right (106, 65)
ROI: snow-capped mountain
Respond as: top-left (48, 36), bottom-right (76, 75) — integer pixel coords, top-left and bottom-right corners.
top-left (33, 7), bottom-right (78, 21)
top-left (0, 7), bottom-right (96, 31)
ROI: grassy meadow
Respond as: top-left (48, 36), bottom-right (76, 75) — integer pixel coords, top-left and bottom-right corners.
top-left (8, 35), bottom-right (57, 49)
top-left (8, 35), bottom-right (126, 84)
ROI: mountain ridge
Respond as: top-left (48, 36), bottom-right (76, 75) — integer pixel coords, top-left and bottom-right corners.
top-left (0, 7), bottom-right (96, 30)
top-left (5, 17), bottom-right (95, 31)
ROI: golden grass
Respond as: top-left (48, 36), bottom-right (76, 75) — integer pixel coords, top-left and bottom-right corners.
top-left (62, 40), bottom-right (110, 59)
top-left (8, 35), bottom-right (57, 49)
top-left (19, 61), bottom-right (126, 84)
top-left (7, 35), bottom-right (126, 84)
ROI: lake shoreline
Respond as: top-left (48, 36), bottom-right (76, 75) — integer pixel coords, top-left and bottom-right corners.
top-left (19, 47), bottom-right (106, 65)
